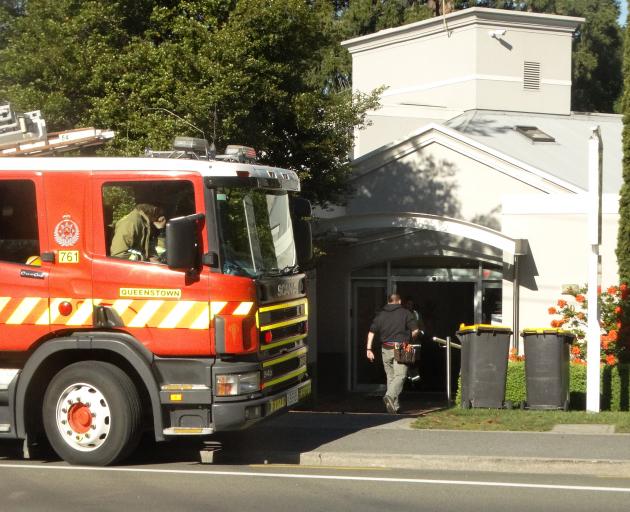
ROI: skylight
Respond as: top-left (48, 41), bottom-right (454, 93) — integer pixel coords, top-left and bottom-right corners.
top-left (514, 125), bottom-right (555, 143)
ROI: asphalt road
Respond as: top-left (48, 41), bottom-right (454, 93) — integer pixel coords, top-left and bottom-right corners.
top-left (1, 442), bottom-right (630, 512)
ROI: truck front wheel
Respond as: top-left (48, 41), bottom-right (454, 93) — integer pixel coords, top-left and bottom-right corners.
top-left (42, 361), bottom-right (142, 466)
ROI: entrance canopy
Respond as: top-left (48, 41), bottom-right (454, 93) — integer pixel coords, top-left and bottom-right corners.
top-left (313, 212), bottom-right (527, 256)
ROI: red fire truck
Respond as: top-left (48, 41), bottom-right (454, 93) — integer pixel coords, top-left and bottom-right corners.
top-left (0, 134), bottom-right (312, 466)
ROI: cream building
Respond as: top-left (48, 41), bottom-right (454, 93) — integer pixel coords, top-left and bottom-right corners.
top-left (311, 7), bottom-right (622, 394)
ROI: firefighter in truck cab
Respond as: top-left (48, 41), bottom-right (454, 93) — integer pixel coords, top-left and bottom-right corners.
top-left (0, 139), bottom-right (312, 466)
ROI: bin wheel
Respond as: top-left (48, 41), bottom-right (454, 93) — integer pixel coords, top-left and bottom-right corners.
top-left (504, 400), bottom-right (514, 410)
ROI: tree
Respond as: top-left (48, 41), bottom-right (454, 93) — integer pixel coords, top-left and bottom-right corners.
top-left (0, 0), bottom-right (380, 206)
top-left (617, 10), bottom-right (630, 285)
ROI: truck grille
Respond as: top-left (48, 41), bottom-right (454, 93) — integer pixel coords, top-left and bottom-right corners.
top-left (257, 298), bottom-right (308, 392)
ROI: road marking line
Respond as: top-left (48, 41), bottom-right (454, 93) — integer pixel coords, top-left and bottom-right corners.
top-left (1, 464), bottom-right (630, 493)
top-left (249, 464), bottom-right (389, 471)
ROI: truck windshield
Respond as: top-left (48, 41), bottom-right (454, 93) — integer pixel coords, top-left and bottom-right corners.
top-left (216, 187), bottom-right (296, 278)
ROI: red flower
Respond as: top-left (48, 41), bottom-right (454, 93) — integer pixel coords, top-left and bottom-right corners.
top-left (608, 286), bottom-right (618, 295)
top-left (557, 299), bottom-right (567, 308)
top-left (615, 306), bottom-right (622, 315)
top-left (597, 285), bottom-right (602, 295)
top-left (621, 283), bottom-right (629, 299)
top-left (571, 345), bottom-right (581, 355)
top-left (548, 307), bottom-right (557, 315)
top-left (602, 339), bottom-right (609, 350)
top-left (606, 354), bottom-right (617, 366)
top-left (608, 330), bottom-right (618, 342)
top-left (550, 320), bottom-right (559, 328)
top-left (576, 294), bottom-right (585, 303)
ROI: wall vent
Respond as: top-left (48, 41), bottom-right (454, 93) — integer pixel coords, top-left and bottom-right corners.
top-left (523, 61), bottom-right (541, 90)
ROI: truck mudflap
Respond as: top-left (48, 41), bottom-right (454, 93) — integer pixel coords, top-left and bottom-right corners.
top-left (211, 379), bottom-right (311, 431)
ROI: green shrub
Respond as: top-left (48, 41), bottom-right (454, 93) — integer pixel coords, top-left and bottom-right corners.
top-left (455, 362), bottom-right (630, 410)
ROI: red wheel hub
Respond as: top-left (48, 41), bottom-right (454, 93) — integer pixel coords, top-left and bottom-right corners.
top-left (67, 403), bottom-right (92, 434)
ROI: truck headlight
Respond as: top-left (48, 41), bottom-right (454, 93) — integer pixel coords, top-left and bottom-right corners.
top-left (215, 372), bottom-right (261, 396)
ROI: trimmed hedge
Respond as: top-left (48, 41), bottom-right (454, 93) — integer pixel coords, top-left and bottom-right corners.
top-left (456, 362), bottom-right (630, 411)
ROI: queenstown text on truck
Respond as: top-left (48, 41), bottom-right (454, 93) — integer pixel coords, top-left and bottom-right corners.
top-left (0, 138), bottom-right (313, 466)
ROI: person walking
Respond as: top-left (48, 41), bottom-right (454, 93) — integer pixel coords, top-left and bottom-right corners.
top-left (366, 293), bottom-right (420, 414)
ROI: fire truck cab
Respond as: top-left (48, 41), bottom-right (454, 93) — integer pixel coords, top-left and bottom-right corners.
top-left (0, 149), bottom-right (312, 465)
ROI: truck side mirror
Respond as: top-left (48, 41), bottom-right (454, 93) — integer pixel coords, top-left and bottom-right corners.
top-left (291, 198), bottom-right (312, 265)
top-left (166, 213), bottom-right (205, 271)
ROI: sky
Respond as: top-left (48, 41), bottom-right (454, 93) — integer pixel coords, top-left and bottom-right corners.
top-left (621, 1), bottom-right (627, 26)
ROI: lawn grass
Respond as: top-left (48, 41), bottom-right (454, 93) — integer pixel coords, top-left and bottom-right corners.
top-left (410, 408), bottom-right (630, 433)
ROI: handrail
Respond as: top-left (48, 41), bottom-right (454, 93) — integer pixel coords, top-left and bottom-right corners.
top-left (433, 336), bottom-right (462, 404)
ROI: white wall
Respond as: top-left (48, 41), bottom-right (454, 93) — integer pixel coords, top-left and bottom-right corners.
top-left (502, 194), bottom-right (620, 342)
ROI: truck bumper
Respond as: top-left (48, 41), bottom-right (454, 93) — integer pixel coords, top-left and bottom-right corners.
top-left (211, 379), bottom-right (311, 431)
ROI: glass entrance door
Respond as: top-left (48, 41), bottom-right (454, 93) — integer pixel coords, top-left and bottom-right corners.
top-left (351, 280), bottom-right (387, 391)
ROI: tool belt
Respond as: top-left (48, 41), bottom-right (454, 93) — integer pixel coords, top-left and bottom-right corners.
top-left (393, 342), bottom-right (421, 364)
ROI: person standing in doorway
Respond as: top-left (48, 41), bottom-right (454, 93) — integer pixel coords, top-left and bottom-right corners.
top-left (366, 293), bottom-right (420, 414)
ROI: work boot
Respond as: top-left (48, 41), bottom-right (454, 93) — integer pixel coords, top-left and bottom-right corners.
top-left (383, 395), bottom-right (397, 414)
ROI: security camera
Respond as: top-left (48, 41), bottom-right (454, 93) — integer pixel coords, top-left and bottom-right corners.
top-left (430, 276), bottom-right (438, 282)
top-left (488, 29), bottom-right (506, 38)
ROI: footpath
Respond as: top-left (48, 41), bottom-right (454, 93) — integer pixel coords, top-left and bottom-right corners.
top-left (211, 409), bottom-right (630, 477)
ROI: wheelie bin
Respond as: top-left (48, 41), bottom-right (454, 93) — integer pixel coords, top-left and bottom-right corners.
top-left (521, 328), bottom-right (574, 410)
top-left (457, 324), bottom-right (513, 409)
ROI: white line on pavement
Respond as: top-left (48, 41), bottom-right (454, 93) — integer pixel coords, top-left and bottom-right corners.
top-left (1, 463), bottom-right (629, 494)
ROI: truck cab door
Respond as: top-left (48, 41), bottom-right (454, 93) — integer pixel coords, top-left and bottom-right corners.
top-left (0, 176), bottom-right (50, 351)
top-left (91, 175), bottom-right (211, 356)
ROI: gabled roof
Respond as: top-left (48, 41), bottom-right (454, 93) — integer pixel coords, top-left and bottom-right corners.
top-left (351, 110), bottom-right (621, 195)
top-left (444, 110), bottom-right (622, 194)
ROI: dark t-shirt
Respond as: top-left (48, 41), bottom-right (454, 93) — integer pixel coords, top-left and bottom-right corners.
top-left (369, 304), bottom-right (418, 343)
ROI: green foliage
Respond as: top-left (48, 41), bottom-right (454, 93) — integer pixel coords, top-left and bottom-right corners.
top-left (0, 0), bottom-right (381, 207)
top-left (505, 360), bottom-right (526, 404)
top-left (619, 19), bottom-right (630, 284)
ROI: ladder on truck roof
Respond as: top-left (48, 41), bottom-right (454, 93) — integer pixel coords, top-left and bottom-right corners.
top-left (0, 103), bottom-right (114, 157)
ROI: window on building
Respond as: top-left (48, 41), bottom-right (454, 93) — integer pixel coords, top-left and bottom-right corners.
top-left (0, 180), bottom-right (40, 265)
top-left (102, 180), bottom-right (195, 263)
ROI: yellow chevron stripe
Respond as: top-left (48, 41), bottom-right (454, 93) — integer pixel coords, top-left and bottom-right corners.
top-left (190, 305), bottom-right (210, 329)
top-left (6, 297), bottom-right (41, 325)
top-left (112, 299), bottom-right (133, 316)
top-left (128, 300), bottom-right (164, 328)
top-left (0, 297), bottom-right (10, 315)
top-left (210, 301), bottom-right (227, 320)
top-left (66, 300), bottom-right (94, 326)
top-left (158, 301), bottom-right (196, 328)
top-left (260, 334), bottom-right (307, 351)
top-left (232, 301), bottom-right (254, 316)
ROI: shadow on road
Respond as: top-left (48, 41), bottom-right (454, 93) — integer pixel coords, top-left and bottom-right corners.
top-left (0, 392), bottom-right (448, 467)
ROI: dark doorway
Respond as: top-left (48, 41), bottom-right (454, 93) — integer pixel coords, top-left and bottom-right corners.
top-left (395, 281), bottom-right (475, 392)
top-left (352, 280), bottom-right (387, 390)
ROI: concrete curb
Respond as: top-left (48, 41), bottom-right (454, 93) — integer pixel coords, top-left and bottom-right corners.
top-left (297, 451), bottom-right (630, 477)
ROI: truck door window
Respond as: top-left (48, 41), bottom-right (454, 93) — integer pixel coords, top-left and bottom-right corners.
top-left (102, 180), bottom-right (195, 263)
top-left (0, 180), bottom-right (40, 265)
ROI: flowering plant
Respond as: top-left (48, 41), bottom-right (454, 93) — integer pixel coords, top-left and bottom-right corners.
top-left (547, 284), bottom-right (628, 366)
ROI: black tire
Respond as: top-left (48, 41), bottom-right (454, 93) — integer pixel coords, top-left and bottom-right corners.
top-left (42, 361), bottom-right (142, 466)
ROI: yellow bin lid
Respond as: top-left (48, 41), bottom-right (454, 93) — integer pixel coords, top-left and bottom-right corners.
top-left (457, 323), bottom-right (513, 335)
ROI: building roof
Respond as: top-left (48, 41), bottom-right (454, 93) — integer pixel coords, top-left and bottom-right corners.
top-left (342, 7), bottom-right (583, 53)
top-left (443, 110), bottom-right (622, 194)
